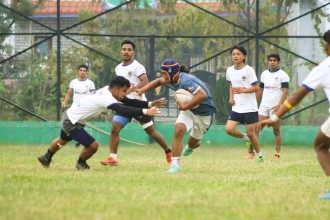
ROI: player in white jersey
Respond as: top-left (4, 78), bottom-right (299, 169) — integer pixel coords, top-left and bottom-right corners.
top-left (61, 64), bottom-right (96, 147)
top-left (257, 54), bottom-right (289, 159)
top-left (37, 76), bottom-right (166, 171)
top-left (101, 40), bottom-right (172, 166)
top-left (225, 45), bottom-right (264, 162)
top-left (259, 29), bottom-right (330, 199)
top-left (61, 64), bottom-right (96, 108)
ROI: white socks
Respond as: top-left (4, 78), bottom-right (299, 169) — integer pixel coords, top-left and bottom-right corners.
top-left (242, 133), bottom-right (250, 142)
top-left (110, 153), bottom-right (117, 160)
top-left (171, 157), bottom-right (180, 166)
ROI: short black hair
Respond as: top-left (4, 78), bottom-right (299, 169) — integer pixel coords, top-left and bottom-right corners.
top-left (268, 53), bottom-right (280, 62)
top-left (121, 39), bottom-right (136, 50)
top-left (78, 64), bottom-right (88, 71)
top-left (110, 76), bottom-right (131, 89)
top-left (323, 29), bottom-right (330, 45)
top-left (231, 45), bottom-right (247, 56)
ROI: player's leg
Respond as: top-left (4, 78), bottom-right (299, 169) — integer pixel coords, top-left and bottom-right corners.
top-left (226, 112), bottom-right (253, 158)
top-left (142, 121), bottom-right (172, 164)
top-left (166, 112), bottom-right (191, 173)
top-left (273, 120), bottom-right (282, 159)
top-left (70, 128), bottom-right (98, 170)
top-left (244, 112), bottom-right (263, 163)
top-left (37, 129), bottom-right (71, 167)
top-left (314, 129), bottom-right (330, 199)
top-left (166, 122), bottom-right (187, 173)
top-left (100, 115), bottom-right (129, 166)
top-left (316, 117), bottom-right (330, 199)
top-left (225, 120), bottom-right (243, 138)
top-left (183, 113), bottom-right (212, 156)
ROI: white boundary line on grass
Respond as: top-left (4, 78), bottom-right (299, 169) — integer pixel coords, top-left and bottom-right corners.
top-left (85, 123), bottom-right (145, 146)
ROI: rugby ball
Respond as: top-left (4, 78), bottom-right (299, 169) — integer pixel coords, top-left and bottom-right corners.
top-left (174, 89), bottom-right (199, 109)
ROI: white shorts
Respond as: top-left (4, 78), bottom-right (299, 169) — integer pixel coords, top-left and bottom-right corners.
top-left (176, 110), bottom-right (213, 140)
top-left (258, 105), bottom-right (275, 117)
top-left (321, 116), bottom-right (330, 138)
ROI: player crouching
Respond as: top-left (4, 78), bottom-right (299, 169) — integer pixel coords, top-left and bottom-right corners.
top-left (37, 76), bottom-right (165, 171)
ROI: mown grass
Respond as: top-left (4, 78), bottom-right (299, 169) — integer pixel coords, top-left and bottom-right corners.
top-left (0, 144), bottom-right (329, 220)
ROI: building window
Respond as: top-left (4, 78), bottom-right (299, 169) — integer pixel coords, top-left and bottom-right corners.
top-left (34, 36), bottom-right (52, 60)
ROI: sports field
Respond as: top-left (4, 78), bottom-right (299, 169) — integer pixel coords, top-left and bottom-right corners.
top-left (0, 144), bottom-right (329, 220)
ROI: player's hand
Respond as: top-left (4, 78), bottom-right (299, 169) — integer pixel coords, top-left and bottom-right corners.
top-left (228, 99), bottom-right (235, 106)
top-left (257, 118), bottom-right (275, 131)
top-left (151, 98), bottom-right (167, 107)
top-left (232, 87), bottom-right (245, 94)
top-left (136, 88), bottom-right (142, 96)
top-left (146, 107), bottom-right (161, 116)
top-left (61, 102), bottom-right (66, 108)
top-left (177, 102), bottom-right (187, 111)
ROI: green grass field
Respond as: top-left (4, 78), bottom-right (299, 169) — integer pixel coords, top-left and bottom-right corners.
top-left (0, 144), bottom-right (329, 220)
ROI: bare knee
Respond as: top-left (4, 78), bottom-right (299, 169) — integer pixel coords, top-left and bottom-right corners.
top-left (174, 127), bottom-right (186, 139)
top-left (111, 123), bottom-right (122, 136)
top-left (88, 141), bottom-right (99, 153)
top-left (273, 129), bottom-right (280, 136)
top-left (144, 125), bottom-right (156, 137)
top-left (226, 127), bottom-right (234, 136)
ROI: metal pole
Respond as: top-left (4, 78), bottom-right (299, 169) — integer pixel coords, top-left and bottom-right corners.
top-left (255, 0), bottom-right (260, 78)
top-left (149, 35), bottom-right (155, 78)
top-left (56, 0), bottom-right (61, 120)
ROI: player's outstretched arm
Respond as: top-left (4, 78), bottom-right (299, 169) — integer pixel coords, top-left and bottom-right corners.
top-left (150, 98), bottom-right (167, 108)
top-left (137, 78), bottom-right (164, 96)
top-left (108, 103), bottom-right (161, 117)
top-left (259, 86), bottom-right (310, 128)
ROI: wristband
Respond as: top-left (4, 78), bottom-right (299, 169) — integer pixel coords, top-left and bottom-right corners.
top-left (148, 102), bottom-right (152, 107)
top-left (142, 109), bottom-right (148, 115)
top-left (270, 114), bottom-right (280, 123)
top-left (283, 100), bottom-right (293, 109)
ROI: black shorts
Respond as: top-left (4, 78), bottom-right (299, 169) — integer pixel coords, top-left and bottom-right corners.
top-left (60, 111), bottom-right (95, 147)
top-left (228, 111), bottom-right (259, 125)
top-left (60, 128), bottom-right (95, 148)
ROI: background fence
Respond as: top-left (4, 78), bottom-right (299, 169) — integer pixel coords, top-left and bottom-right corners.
top-left (1, 0), bottom-right (330, 125)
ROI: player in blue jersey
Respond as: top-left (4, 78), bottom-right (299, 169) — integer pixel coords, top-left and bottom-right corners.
top-left (138, 59), bottom-right (217, 173)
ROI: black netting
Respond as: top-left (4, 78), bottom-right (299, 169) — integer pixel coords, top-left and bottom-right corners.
top-left (1, 0), bottom-right (329, 125)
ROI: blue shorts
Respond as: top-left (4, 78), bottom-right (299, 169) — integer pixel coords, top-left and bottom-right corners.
top-left (60, 128), bottom-right (95, 148)
top-left (113, 113), bottom-right (152, 127)
top-left (228, 111), bottom-right (259, 125)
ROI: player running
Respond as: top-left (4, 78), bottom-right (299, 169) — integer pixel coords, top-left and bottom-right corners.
top-left (138, 58), bottom-right (217, 173)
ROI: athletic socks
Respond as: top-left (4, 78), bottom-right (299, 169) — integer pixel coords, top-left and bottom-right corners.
top-left (45, 149), bottom-right (54, 161)
top-left (171, 157), bottom-right (180, 166)
top-left (78, 157), bottom-right (86, 164)
top-left (257, 152), bottom-right (263, 158)
top-left (110, 153), bottom-right (118, 160)
top-left (242, 133), bottom-right (250, 142)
